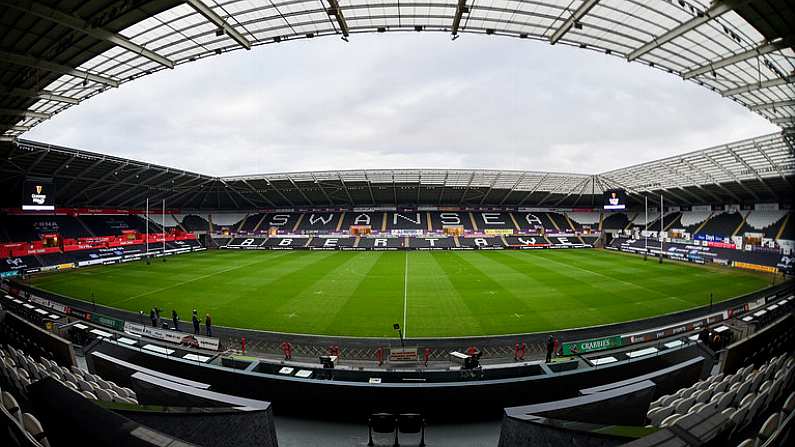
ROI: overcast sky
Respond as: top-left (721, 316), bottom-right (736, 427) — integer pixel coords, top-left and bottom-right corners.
top-left (26, 33), bottom-right (778, 177)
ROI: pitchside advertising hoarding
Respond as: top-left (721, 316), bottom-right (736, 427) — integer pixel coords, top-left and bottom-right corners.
top-left (22, 178), bottom-right (56, 211)
top-left (123, 322), bottom-right (220, 351)
top-left (561, 335), bottom-right (623, 355)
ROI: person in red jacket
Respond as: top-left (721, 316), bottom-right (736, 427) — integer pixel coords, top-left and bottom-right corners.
top-left (280, 341), bottom-right (292, 360)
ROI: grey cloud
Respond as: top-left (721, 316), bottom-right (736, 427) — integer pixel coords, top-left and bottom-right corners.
top-left (26, 33), bottom-right (778, 177)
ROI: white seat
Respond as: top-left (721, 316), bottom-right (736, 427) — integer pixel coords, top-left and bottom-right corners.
top-left (736, 439), bottom-right (754, 447)
top-left (77, 379), bottom-right (93, 392)
top-left (121, 387), bottom-right (136, 399)
top-left (695, 389), bottom-right (711, 404)
top-left (22, 413), bottom-right (51, 447)
top-left (751, 373), bottom-right (764, 392)
top-left (660, 413), bottom-right (684, 428)
top-left (95, 389), bottom-right (113, 402)
top-left (1, 391), bottom-right (22, 423)
top-left (713, 381), bottom-right (728, 393)
top-left (783, 392), bottom-right (795, 414)
top-left (688, 402), bottom-right (706, 414)
top-left (83, 391), bottom-right (97, 400)
top-left (746, 392), bottom-right (767, 427)
top-left (675, 397), bottom-right (695, 414)
top-left (715, 391), bottom-right (736, 412)
top-left (757, 412), bottom-right (780, 445)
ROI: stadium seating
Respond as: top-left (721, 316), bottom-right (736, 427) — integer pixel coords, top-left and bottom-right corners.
top-left (694, 211), bottom-right (745, 239)
top-left (740, 210), bottom-right (789, 239)
top-left (429, 212), bottom-right (474, 230)
top-left (0, 214), bottom-right (90, 242)
top-left (602, 212), bottom-right (630, 231)
top-left (179, 214), bottom-right (210, 231)
top-left (645, 353), bottom-right (793, 441)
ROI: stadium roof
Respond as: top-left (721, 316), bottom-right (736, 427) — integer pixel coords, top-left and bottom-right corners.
top-left (0, 0), bottom-right (794, 141)
top-left (1, 131), bottom-right (792, 210)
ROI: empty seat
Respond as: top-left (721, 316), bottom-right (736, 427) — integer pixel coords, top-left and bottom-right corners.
top-left (95, 389), bottom-right (114, 402)
top-left (695, 390), bottom-right (711, 404)
top-left (675, 397), bottom-right (696, 414)
top-left (648, 406), bottom-right (675, 427)
top-left (756, 412), bottom-right (780, 445)
top-left (368, 413), bottom-right (397, 447)
top-left (22, 413), bottom-right (50, 447)
top-left (689, 402), bottom-right (706, 414)
top-left (783, 392), bottom-right (795, 415)
top-left (398, 413), bottom-right (426, 447)
top-left (2, 391), bottom-right (22, 423)
top-left (714, 391), bottom-right (735, 412)
top-left (660, 413), bottom-right (684, 428)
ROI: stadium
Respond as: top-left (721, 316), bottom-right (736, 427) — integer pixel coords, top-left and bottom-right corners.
top-left (1, 1), bottom-right (795, 447)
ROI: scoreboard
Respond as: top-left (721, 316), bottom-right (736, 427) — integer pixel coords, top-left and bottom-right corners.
top-left (22, 178), bottom-right (55, 211)
top-left (603, 189), bottom-right (627, 210)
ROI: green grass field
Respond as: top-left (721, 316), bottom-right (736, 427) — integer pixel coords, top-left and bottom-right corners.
top-left (28, 249), bottom-right (770, 337)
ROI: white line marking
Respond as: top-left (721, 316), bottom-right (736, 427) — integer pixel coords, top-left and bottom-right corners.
top-left (403, 250), bottom-right (408, 338)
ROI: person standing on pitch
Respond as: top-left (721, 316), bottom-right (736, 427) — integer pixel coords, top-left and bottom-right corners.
top-left (150, 307), bottom-right (157, 328)
top-left (192, 309), bottom-right (200, 335)
top-left (205, 313), bottom-right (213, 337)
top-left (172, 309), bottom-right (179, 331)
top-left (545, 335), bottom-right (555, 363)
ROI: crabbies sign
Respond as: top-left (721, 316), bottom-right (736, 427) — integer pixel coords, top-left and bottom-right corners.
top-left (561, 336), bottom-right (623, 356)
top-left (123, 322), bottom-right (220, 351)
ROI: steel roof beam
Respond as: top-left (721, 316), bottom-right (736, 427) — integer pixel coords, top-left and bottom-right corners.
top-left (241, 179), bottom-right (277, 207)
top-left (771, 117), bottom-right (794, 125)
top-left (627, 0), bottom-right (747, 62)
top-left (683, 37), bottom-right (792, 80)
top-left (0, 1), bottom-right (174, 69)
top-left (451, 0), bottom-right (469, 37)
top-left (550, 0), bottom-right (599, 45)
top-left (0, 108), bottom-right (51, 120)
top-left (749, 99), bottom-right (795, 111)
top-left (324, 0), bottom-right (349, 38)
top-left (185, 0), bottom-right (252, 50)
top-left (721, 74), bottom-right (795, 97)
top-left (3, 87), bottom-right (79, 105)
top-left (336, 173), bottom-right (355, 205)
top-left (0, 50), bottom-right (119, 87)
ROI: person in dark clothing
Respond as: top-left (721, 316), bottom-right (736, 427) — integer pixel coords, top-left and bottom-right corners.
top-left (545, 335), bottom-right (555, 363)
top-left (150, 308), bottom-right (157, 328)
top-left (154, 307), bottom-right (161, 327)
top-left (205, 314), bottom-right (212, 337)
top-left (192, 311), bottom-right (200, 335)
top-left (172, 309), bottom-right (179, 331)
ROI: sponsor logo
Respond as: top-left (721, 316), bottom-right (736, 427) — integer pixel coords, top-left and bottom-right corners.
top-left (31, 185), bottom-right (47, 205)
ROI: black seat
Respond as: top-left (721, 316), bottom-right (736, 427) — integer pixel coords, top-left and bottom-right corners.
top-left (398, 413), bottom-right (425, 446)
top-left (368, 413), bottom-right (398, 446)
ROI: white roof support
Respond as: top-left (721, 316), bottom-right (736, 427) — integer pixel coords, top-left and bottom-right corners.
top-left (0, 1), bottom-right (174, 69)
top-left (722, 74), bottom-right (795, 97)
top-left (627, 0), bottom-right (747, 62)
top-left (683, 37), bottom-right (792, 80)
top-left (749, 99), bottom-right (795, 111)
top-left (10, 126), bottom-right (31, 132)
top-left (0, 50), bottom-right (119, 87)
top-left (0, 108), bottom-right (51, 120)
top-left (6, 87), bottom-right (79, 105)
top-left (550, 0), bottom-right (600, 45)
top-left (184, 0), bottom-right (252, 50)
